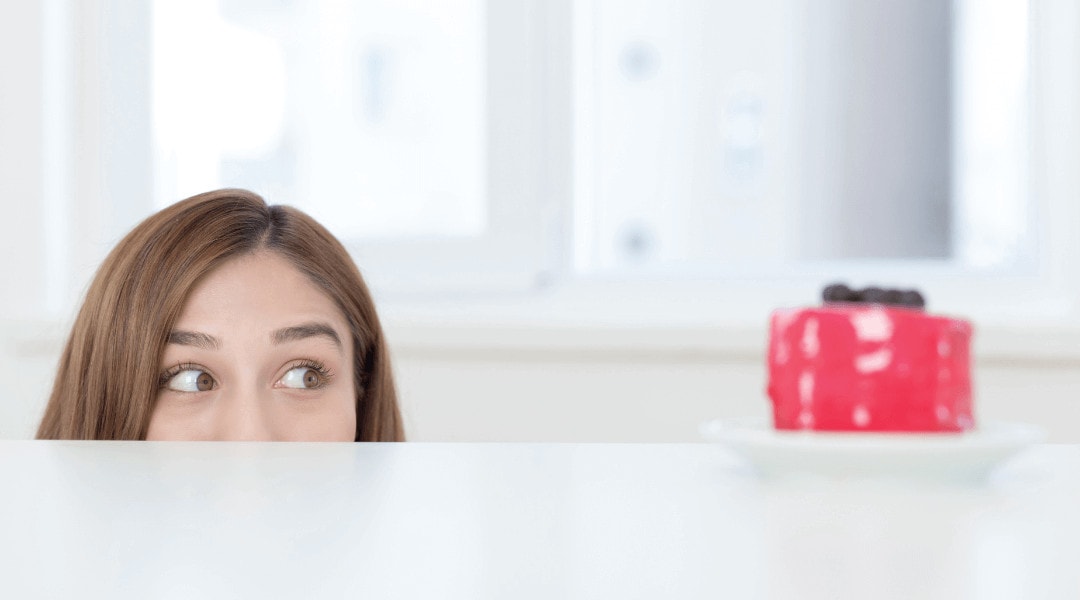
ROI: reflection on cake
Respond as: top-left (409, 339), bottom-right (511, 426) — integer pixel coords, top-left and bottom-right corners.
top-left (766, 283), bottom-right (974, 433)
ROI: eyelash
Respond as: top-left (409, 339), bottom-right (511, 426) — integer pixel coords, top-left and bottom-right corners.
top-left (156, 360), bottom-right (335, 389)
top-left (158, 362), bottom-right (205, 389)
top-left (286, 359), bottom-right (335, 389)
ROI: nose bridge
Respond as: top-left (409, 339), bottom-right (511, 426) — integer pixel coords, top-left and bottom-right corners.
top-left (215, 381), bottom-right (275, 441)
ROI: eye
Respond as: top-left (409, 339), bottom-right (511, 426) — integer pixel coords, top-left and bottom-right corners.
top-left (165, 369), bottom-right (215, 392)
top-left (280, 366), bottom-right (326, 389)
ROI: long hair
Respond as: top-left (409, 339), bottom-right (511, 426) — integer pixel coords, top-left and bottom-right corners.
top-left (37, 189), bottom-right (403, 441)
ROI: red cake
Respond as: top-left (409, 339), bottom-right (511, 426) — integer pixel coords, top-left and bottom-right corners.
top-left (766, 285), bottom-right (974, 433)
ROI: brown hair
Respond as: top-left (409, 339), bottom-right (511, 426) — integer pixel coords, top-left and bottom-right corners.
top-left (37, 189), bottom-right (403, 441)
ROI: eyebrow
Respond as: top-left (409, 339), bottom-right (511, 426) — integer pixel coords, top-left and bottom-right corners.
top-left (271, 322), bottom-right (343, 349)
top-left (166, 323), bottom-right (343, 351)
top-left (167, 330), bottom-right (221, 350)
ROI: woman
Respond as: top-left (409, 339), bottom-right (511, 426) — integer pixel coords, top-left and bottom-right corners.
top-left (37, 189), bottom-right (404, 441)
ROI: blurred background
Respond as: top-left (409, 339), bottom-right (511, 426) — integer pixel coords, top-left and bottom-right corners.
top-left (1, 0), bottom-right (1079, 441)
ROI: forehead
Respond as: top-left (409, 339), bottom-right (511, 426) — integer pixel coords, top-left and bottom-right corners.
top-left (175, 251), bottom-right (350, 336)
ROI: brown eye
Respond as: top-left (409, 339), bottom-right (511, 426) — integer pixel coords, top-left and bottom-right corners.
top-left (166, 369), bottom-right (216, 393)
top-left (281, 366), bottom-right (324, 389)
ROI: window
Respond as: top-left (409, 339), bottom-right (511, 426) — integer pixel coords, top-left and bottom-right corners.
top-left (145, 0), bottom-right (562, 297)
top-left (575, 0), bottom-right (1030, 273)
top-left (153, 0), bottom-right (487, 240)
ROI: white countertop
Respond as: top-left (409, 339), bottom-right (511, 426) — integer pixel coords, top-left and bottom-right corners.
top-left (1, 441), bottom-right (1076, 599)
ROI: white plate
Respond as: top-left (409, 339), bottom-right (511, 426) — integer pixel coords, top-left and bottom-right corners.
top-left (701, 417), bottom-right (1045, 481)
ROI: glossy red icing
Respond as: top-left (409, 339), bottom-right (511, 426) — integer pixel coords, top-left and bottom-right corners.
top-left (766, 304), bottom-right (974, 432)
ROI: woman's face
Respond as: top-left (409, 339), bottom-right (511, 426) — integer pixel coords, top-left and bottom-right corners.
top-left (146, 251), bottom-right (357, 441)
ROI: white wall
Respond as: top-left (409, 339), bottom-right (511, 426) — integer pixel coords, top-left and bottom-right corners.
top-left (0, 3), bottom-right (48, 320)
top-left (6, 319), bottom-right (1080, 443)
top-left (322, 323), bottom-right (1080, 443)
